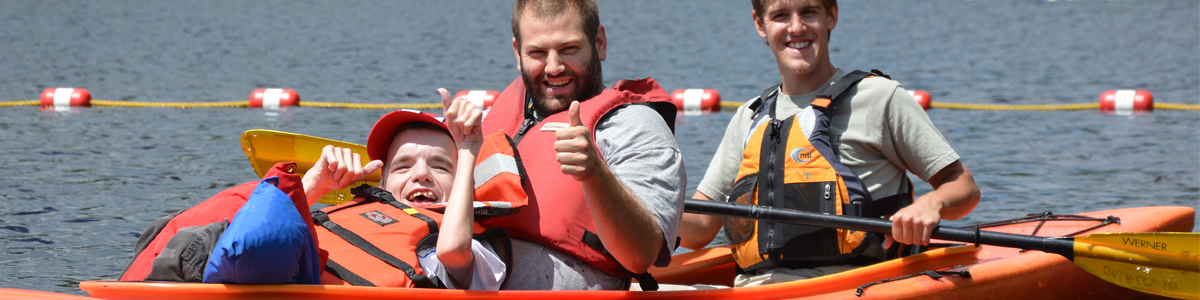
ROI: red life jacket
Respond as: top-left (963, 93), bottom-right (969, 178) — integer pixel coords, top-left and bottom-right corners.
top-left (120, 162), bottom-right (317, 281)
top-left (479, 77), bottom-right (676, 278)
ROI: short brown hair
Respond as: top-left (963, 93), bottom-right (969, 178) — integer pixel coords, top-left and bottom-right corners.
top-left (511, 0), bottom-right (600, 49)
top-left (752, 0), bottom-right (837, 43)
top-left (752, 0), bottom-right (837, 20)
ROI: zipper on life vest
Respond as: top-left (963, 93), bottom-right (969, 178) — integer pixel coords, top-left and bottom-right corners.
top-left (824, 183), bottom-right (831, 202)
top-left (764, 119), bottom-right (782, 258)
top-left (512, 117), bottom-right (539, 145)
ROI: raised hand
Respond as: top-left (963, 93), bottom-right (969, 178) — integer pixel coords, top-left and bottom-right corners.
top-left (439, 88), bottom-right (483, 154)
top-left (301, 145), bottom-right (383, 206)
top-left (554, 101), bottom-right (600, 181)
top-left (436, 88), bottom-right (485, 287)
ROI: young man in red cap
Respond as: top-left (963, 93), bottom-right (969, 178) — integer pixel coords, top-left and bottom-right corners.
top-left (124, 92), bottom-right (503, 289)
top-left (301, 91), bottom-right (505, 290)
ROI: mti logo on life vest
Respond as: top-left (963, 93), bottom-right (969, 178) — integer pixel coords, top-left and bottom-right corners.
top-left (790, 147), bottom-right (812, 163)
top-left (361, 210), bottom-right (398, 226)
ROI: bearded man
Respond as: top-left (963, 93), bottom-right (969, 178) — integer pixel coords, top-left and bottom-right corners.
top-left (472, 0), bottom-right (686, 291)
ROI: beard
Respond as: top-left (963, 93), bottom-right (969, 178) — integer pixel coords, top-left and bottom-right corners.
top-left (521, 46), bottom-right (604, 117)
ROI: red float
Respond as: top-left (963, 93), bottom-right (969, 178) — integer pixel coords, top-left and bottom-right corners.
top-left (453, 90), bottom-right (500, 110)
top-left (670, 89), bottom-right (721, 115)
top-left (908, 90), bottom-right (932, 111)
top-left (1099, 90), bottom-right (1153, 115)
top-left (249, 89), bottom-right (300, 109)
top-left (39, 88), bottom-right (91, 111)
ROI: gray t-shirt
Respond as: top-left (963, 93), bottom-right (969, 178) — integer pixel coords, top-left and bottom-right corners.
top-left (503, 104), bottom-right (685, 290)
top-left (697, 69), bottom-right (959, 203)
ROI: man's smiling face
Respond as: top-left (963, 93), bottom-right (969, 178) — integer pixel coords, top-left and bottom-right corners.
top-left (755, 0), bottom-right (838, 79)
top-left (513, 6), bottom-right (606, 116)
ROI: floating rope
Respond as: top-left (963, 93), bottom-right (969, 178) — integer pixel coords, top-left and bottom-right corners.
top-left (91, 100), bottom-right (249, 108)
top-left (3, 99), bottom-right (1197, 111)
top-left (719, 101), bottom-right (745, 110)
top-left (931, 102), bottom-right (1100, 111)
top-left (298, 101), bottom-right (443, 110)
top-left (1155, 102), bottom-right (1200, 110)
top-left (0, 100), bottom-right (39, 107)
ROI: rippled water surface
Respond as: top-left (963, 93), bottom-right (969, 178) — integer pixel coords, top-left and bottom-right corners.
top-left (1, 0), bottom-right (1197, 295)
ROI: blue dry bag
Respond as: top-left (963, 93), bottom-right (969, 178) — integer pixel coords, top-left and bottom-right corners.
top-left (202, 177), bottom-right (320, 284)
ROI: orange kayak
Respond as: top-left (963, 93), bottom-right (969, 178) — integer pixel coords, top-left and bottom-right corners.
top-left (78, 206), bottom-right (1194, 300)
top-left (0, 288), bottom-right (95, 300)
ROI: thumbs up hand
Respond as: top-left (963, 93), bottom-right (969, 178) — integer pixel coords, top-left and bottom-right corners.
top-left (554, 101), bottom-right (599, 181)
top-left (440, 88), bottom-right (483, 154)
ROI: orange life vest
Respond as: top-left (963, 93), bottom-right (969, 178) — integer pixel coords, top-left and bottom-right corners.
top-left (314, 185), bottom-right (513, 288)
top-left (727, 70), bottom-right (915, 273)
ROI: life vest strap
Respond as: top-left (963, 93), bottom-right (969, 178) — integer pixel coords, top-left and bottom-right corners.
top-left (311, 209), bottom-right (441, 288)
top-left (812, 70), bottom-right (879, 112)
top-left (844, 176), bottom-right (914, 219)
top-left (325, 259), bottom-right (374, 287)
top-left (579, 231), bottom-right (660, 291)
top-left (846, 192), bottom-right (913, 219)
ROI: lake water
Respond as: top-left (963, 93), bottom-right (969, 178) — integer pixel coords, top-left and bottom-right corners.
top-left (1, 0), bottom-right (1197, 295)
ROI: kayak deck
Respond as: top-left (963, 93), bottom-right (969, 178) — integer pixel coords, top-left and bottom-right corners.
top-left (79, 206), bottom-right (1195, 300)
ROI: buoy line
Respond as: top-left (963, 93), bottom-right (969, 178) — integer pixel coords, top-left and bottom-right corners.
top-left (3, 88), bottom-right (1196, 112)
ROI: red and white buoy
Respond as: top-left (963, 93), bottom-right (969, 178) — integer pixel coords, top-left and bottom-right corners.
top-left (1099, 90), bottom-right (1153, 115)
top-left (453, 90), bottom-right (500, 110)
top-left (671, 89), bottom-right (721, 115)
top-left (249, 89), bottom-right (300, 109)
top-left (40, 88), bottom-right (91, 111)
top-left (908, 90), bottom-right (932, 111)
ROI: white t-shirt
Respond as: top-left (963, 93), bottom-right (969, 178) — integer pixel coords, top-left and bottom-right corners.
top-left (417, 239), bottom-right (507, 290)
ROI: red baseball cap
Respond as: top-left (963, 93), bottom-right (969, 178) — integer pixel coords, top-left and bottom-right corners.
top-left (366, 109), bottom-right (450, 162)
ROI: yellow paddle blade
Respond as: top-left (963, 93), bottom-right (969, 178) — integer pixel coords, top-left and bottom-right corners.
top-left (1072, 232), bottom-right (1199, 299)
top-left (240, 129), bottom-right (379, 205)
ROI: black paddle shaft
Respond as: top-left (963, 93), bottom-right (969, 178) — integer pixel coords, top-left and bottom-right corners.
top-left (684, 199), bottom-right (1077, 260)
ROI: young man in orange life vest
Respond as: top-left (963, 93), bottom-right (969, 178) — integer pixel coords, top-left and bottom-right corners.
top-left (678, 0), bottom-right (981, 287)
top-left (302, 92), bottom-right (507, 290)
